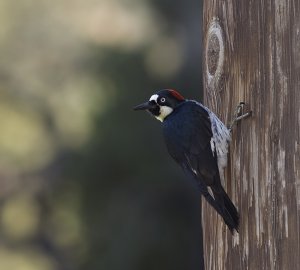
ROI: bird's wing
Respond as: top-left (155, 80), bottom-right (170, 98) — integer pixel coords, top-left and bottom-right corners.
top-left (207, 109), bottom-right (231, 170)
top-left (163, 101), bottom-right (219, 186)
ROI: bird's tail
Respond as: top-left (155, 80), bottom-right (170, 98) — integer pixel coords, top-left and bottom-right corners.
top-left (212, 186), bottom-right (239, 234)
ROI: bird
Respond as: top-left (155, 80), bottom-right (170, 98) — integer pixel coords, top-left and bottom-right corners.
top-left (134, 89), bottom-right (240, 233)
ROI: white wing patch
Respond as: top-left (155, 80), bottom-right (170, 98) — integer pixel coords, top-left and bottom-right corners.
top-left (184, 153), bottom-right (198, 176)
top-left (208, 187), bottom-right (215, 199)
top-left (210, 137), bottom-right (215, 156)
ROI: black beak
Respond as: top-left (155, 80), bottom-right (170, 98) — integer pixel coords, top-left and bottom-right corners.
top-left (133, 101), bottom-right (156, 111)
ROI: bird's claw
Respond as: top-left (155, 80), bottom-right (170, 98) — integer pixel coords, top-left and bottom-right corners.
top-left (228, 102), bottom-right (252, 132)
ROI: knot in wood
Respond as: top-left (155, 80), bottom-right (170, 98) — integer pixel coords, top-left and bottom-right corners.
top-left (207, 34), bottom-right (220, 75)
top-left (205, 19), bottom-right (224, 86)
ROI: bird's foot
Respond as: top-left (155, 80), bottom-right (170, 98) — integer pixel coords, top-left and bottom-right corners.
top-left (228, 102), bottom-right (252, 132)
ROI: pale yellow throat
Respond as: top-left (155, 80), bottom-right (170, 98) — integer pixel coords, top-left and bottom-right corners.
top-left (155, 106), bottom-right (173, 122)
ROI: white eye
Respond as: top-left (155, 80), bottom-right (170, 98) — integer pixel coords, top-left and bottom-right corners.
top-left (160, 97), bottom-right (166, 103)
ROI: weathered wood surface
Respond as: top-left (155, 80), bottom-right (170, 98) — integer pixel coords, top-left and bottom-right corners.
top-left (203, 1), bottom-right (300, 269)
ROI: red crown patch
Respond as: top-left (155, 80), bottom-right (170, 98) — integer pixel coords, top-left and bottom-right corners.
top-left (168, 89), bottom-right (185, 101)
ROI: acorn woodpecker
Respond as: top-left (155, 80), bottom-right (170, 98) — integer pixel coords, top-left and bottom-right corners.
top-left (134, 89), bottom-right (242, 233)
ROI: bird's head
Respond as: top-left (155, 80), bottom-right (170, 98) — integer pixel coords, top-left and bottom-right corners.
top-left (133, 89), bottom-right (185, 122)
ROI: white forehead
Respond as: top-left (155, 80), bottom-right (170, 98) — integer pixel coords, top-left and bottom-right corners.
top-left (149, 94), bottom-right (159, 102)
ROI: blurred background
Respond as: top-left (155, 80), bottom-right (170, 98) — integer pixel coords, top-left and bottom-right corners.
top-left (0, 0), bottom-right (203, 269)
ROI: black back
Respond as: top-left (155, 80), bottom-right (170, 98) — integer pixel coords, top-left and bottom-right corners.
top-left (162, 101), bottom-right (219, 186)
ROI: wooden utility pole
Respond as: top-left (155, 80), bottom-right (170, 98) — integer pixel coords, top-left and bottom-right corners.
top-left (202, 1), bottom-right (300, 269)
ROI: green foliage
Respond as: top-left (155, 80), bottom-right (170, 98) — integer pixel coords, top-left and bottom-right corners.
top-left (0, 0), bottom-right (203, 269)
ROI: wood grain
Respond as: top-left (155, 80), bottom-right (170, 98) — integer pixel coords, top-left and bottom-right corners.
top-left (203, 1), bottom-right (300, 269)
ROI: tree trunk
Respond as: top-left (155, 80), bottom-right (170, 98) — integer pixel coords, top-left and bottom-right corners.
top-left (202, 1), bottom-right (300, 269)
